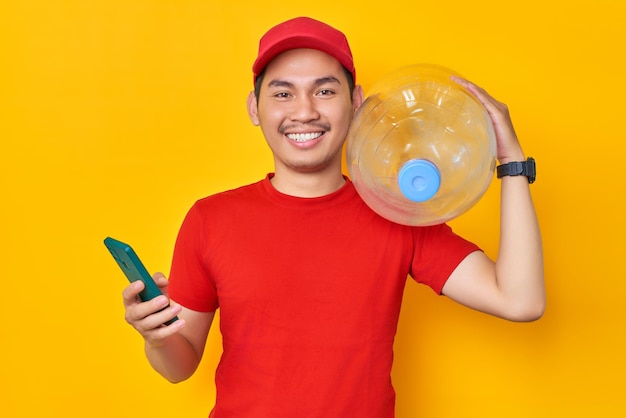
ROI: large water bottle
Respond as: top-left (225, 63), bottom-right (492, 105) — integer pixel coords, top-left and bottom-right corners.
top-left (346, 64), bottom-right (497, 226)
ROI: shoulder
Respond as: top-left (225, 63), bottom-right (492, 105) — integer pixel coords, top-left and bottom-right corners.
top-left (193, 179), bottom-right (265, 209)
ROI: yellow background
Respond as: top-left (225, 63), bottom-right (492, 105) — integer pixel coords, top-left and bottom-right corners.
top-left (1, 0), bottom-right (624, 417)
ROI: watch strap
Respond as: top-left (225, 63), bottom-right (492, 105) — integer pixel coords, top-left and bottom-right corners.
top-left (496, 157), bottom-right (536, 183)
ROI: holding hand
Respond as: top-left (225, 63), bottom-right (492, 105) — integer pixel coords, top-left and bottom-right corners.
top-left (122, 272), bottom-right (185, 347)
top-left (451, 76), bottom-right (525, 164)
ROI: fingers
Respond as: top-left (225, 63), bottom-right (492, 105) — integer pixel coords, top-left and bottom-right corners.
top-left (451, 76), bottom-right (524, 162)
top-left (451, 76), bottom-right (505, 116)
top-left (152, 272), bottom-right (172, 298)
top-left (125, 296), bottom-right (185, 341)
top-left (141, 317), bottom-right (186, 347)
top-left (152, 271), bottom-right (169, 288)
top-left (127, 297), bottom-right (183, 331)
top-left (122, 280), bottom-right (145, 306)
top-left (122, 276), bottom-right (185, 343)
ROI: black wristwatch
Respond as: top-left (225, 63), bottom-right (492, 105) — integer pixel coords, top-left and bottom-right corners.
top-left (496, 157), bottom-right (536, 184)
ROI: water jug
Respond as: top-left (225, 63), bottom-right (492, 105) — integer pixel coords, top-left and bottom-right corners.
top-left (346, 64), bottom-right (497, 226)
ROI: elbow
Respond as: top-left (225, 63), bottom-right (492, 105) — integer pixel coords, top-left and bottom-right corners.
top-left (505, 299), bottom-right (546, 322)
top-left (510, 308), bottom-right (544, 323)
top-left (156, 363), bottom-right (198, 384)
top-left (163, 373), bottom-right (192, 384)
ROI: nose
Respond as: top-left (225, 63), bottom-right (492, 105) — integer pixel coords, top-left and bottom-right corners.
top-left (289, 95), bottom-right (320, 123)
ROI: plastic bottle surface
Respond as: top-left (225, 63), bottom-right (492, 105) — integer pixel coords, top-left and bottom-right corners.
top-left (346, 64), bottom-right (497, 226)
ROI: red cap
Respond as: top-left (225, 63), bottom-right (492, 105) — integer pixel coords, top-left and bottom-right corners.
top-left (252, 17), bottom-right (356, 84)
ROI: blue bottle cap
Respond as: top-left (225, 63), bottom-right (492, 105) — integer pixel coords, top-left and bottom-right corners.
top-left (398, 159), bottom-right (441, 202)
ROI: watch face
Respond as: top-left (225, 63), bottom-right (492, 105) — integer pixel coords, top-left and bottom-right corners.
top-left (526, 157), bottom-right (536, 183)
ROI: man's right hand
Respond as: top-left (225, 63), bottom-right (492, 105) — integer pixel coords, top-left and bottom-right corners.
top-left (122, 272), bottom-right (185, 347)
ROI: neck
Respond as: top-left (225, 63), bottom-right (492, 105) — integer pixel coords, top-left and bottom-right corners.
top-left (270, 169), bottom-right (346, 198)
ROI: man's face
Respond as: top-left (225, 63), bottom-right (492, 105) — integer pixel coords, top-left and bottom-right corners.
top-left (248, 48), bottom-right (363, 176)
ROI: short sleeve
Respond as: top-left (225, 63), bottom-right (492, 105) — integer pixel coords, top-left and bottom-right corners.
top-left (167, 203), bottom-right (219, 312)
top-left (410, 223), bottom-right (481, 294)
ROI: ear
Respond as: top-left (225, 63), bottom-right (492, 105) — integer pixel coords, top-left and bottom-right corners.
top-left (352, 84), bottom-right (365, 113)
top-left (247, 91), bottom-right (260, 126)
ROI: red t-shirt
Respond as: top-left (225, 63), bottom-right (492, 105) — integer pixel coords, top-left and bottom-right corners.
top-left (168, 175), bottom-right (480, 418)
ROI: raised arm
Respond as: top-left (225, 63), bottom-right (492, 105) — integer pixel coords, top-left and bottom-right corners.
top-left (441, 78), bottom-right (545, 322)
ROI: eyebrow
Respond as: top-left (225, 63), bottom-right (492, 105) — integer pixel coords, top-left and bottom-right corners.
top-left (267, 76), bottom-right (342, 89)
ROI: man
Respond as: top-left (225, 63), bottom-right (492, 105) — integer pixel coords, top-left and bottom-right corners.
top-left (122, 16), bottom-right (544, 418)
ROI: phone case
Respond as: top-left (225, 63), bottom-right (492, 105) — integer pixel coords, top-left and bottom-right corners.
top-left (104, 237), bottom-right (178, 325)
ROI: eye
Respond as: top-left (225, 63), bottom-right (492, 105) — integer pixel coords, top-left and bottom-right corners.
top-left (273, 92), bottom-right (291, 99)
top-left (317, 89), bottom-right (335, 96)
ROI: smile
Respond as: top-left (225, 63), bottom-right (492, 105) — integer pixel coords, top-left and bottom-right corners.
top-left (286, 132), bottom-right (324, 143)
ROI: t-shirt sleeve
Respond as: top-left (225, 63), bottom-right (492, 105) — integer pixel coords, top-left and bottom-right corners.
top-left (167, 203), bottom-right (219, 312)
top-left (410, 223), bottom-right (482, 295)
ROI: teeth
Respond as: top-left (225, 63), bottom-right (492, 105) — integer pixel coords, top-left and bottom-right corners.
top-left (287, 132), bottom-right (323, 142)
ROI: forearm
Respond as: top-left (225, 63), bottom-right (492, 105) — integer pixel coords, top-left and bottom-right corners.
top-left (145, 332), bottom-right (202, 383)
top-left (443, 77), bottom-right (545, 320)
top-left (495, 173), bottom-right (545, 320)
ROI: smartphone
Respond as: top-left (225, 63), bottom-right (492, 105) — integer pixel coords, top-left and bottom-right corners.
top-left (104, 237), bottom-right (178, 325)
